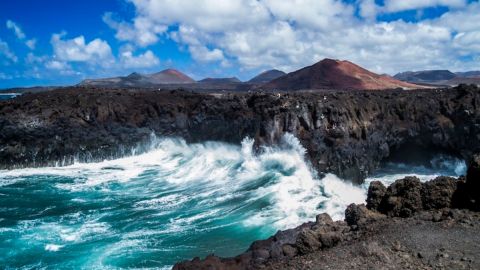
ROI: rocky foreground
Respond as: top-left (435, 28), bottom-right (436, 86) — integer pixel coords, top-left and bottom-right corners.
top-left (174, 155), bottom-right (480, 270)
top-left (1, 84), bottom-right (480, 183)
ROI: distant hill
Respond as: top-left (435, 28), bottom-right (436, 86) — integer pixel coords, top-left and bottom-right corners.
top-left (455, 71), bottom-right (480, 78)
top-left (263, 59), bottom-right (422, 91)
top-left (79, 69), bottom-right (195, 87)
top-left (394, 70), bottom-right (456, 83)
top-left (198, 77), bottom-right (241, 84)
top-left (444, 77), bottom-right (480, 87)
top-left (393, 70), bottom-right (480, 87)
top-left (248, 69), bottom-right (286, 83)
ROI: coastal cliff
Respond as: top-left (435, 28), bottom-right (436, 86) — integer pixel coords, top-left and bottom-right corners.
top-left (0, 84), bottom-right (479, 183)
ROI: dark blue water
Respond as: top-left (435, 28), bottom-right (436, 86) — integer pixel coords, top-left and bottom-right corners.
top-left (0, 93), bottom-right (20, 101)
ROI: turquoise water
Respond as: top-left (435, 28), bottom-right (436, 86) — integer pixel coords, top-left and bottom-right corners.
top-left (0, 135), bottom-right (367, 269)
top-left (0, 135), bottom-right (465, 269)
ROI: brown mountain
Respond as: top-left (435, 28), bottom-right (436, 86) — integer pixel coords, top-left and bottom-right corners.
top-left (79, 69), bottom-right (194, 87)
top-left (263, 59), bottom-right (423, 90)
top-left (147, 69), bottom-right (195, 84)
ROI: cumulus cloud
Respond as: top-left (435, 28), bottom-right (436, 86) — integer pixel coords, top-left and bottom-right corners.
top-left (45, 60), bottom-right (70, 70)
top-left (383, 0), bottom-right (467, 13)
top-left (51, 33), bottom-right (114, 66)
top-left (120, 49), bottom-right (160, 68)
top-left (103, 12), bottom-right (167, 47)
top-left (107, 0), bottom-right (480, 74)
top-left (0, 39), bottom-right (18, 63)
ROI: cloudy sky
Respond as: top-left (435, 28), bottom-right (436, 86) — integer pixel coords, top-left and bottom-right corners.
top-left (0, 0), bottom-right (479, 88)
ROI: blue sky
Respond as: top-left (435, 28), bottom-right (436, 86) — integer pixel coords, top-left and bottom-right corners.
top-left (0, 0), bottom-right (479, 88)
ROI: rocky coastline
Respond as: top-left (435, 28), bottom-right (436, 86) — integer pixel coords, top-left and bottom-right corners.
top-left (174, 154), bottom-right (480, 269)
top-left (1, 84), bottom-right (479, 183)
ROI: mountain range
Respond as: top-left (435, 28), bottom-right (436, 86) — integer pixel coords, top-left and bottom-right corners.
top-left (394, 70), bottom-right (480, 86)
top-left (78, 59), bottom-right (479, 91)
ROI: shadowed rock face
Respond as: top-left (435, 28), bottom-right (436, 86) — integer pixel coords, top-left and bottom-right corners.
top-left (248, 70), bottom-right (286, 84)
top-left (0, 84), bottom-right (480, 183)
top-left (173, 156), bottom-right (480, 270)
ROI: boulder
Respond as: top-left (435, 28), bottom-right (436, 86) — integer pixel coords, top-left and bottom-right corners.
top-left (421, 176), bottom-right (458, 210)
top-left (366, 181), bottom-right (387, 210)
top-left (345, 204), bottom-right (384, 227)
top-left (378, 177), bottom-right (423, 217)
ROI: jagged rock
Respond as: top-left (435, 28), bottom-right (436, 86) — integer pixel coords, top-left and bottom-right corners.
top-left (378, 177), bottom-right (423, 217)
top-left (466, 154), bottom-right (480, 210)
top-left (296, 229), bottom-right (322, 254)
top-left (2, 85), bottom-right (480, 184)
top-left (367, 181), bottom-right (387, 210)
top-left (345, 204), bottom-right (384, 227)
top-left (421, 176), bottom-right (458, 210)
top-left (315, 213), bottom-right (333, 226)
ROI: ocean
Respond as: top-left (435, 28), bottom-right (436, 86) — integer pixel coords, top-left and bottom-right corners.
top-left (0, 134), bottom-right (466, 269)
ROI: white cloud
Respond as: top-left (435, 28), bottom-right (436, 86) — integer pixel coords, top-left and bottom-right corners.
top-left (0, 39), bottom-right (17, 62)
top-left (120, 49), bottom-right (160, 68)
top-left (188, 46), bottom-right (224, 63)
top-left (51, 33), bottom-right (114, 66)
top-left (6, 20), bottom-right (38, 50)
top-left (359, 0), bottom-right (379, 20)
top-left (45, 60), bottom-right (70, 70)
top-left (111, 0), bottom-right (480, 74)
top-left (26, 39), bottom-right (36, 50)
top-left (6, 20), bottom-right (26, 39)
top-left (383, 0), bottom-right (467, 13)
top-left (103, 12), bottom-right (167, 47)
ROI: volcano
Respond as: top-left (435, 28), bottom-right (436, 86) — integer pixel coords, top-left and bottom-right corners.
top-left (263, 59), bottom-right (423, 90)
top-left (248, 69), bottom-right (286, 83)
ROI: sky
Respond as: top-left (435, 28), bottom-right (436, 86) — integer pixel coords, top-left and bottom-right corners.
top-left (0, 0), bottom-right (479, 88)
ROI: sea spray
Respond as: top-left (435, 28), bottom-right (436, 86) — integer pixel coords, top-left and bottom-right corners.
top-left (0, 135), bottom-right (465, 269)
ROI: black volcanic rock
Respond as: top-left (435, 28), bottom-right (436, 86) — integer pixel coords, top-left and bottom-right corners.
top-left (248, 70), bottom-right (286, 84)
top-left (1, 84), bottom-right (480, 183)
top-left (394, 70), bottom-right (457, 83)
top-left (198, 77), bottom-right (241, 84)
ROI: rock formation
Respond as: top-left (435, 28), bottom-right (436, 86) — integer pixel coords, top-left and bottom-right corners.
top-left (1, 84), bottom-right (479, 183)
